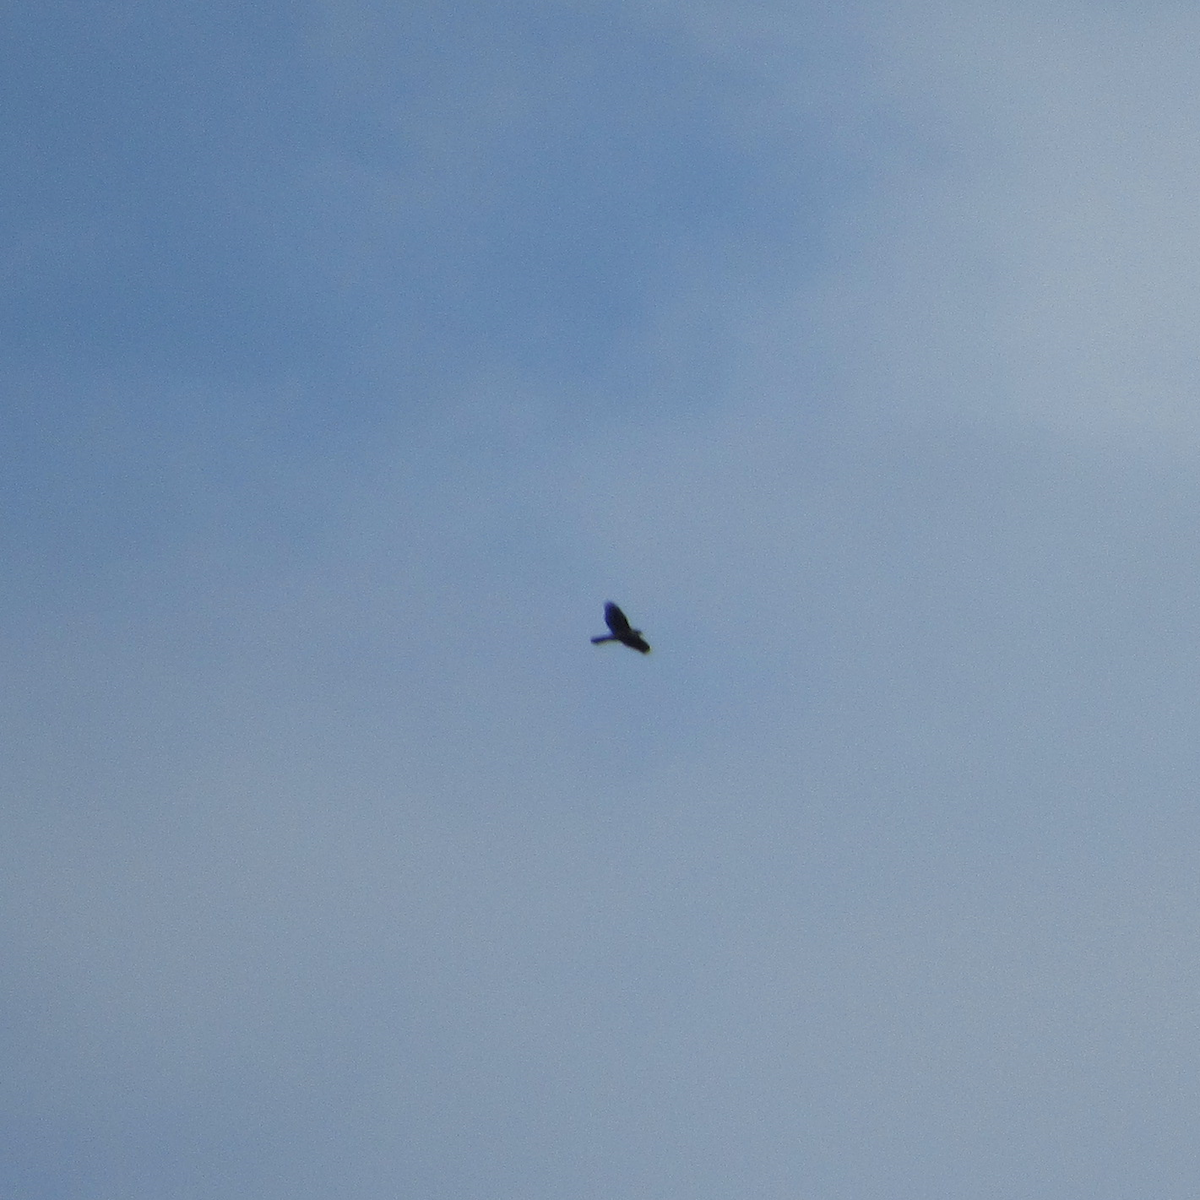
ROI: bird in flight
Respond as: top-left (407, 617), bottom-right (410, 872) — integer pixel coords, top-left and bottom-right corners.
top-left (591, 602), bottom-right (651, 654)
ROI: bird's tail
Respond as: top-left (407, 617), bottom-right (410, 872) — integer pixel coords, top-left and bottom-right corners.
top-left (591, 635), bottom-right (616, 644)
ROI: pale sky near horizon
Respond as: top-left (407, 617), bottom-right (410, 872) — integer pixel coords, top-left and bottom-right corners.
top-left (6, 3), bottom-right (1200, 1197)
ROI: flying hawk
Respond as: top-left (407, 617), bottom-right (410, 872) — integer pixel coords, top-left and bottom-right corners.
top-left (591, 601), bottom-right (650, 654)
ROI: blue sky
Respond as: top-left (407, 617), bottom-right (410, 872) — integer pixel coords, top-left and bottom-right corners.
top-left (6, 2), bottom-right (1200, 1197)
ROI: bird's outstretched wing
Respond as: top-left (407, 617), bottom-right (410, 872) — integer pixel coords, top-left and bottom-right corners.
top-left (622, 630), bottom-right (651, 654)
top-left (604, 602), bottom-right (633, 636)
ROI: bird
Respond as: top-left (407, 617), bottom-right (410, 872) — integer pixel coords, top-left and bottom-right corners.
top-left (591, 601), bottom-right (651, 654)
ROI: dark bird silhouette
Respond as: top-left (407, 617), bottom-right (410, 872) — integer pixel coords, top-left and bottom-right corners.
top-left (591, 601), bottom-right (650, 654)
